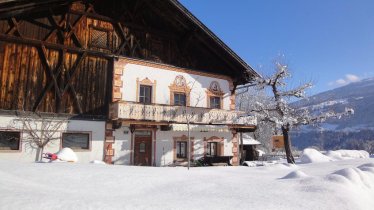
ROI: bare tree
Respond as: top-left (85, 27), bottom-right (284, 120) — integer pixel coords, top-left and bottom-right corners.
top-left (242, 62), bottom-right (353, 164)
top-left (237, 87), bottom-right (274, 153)
top-left (12, 112), bottom-right (67, 161)
top-left (180, 77), bottom-right (204, 170)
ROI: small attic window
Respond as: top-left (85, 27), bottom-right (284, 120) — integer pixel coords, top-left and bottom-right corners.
top-left (89, 26), bottom-right (111, 49)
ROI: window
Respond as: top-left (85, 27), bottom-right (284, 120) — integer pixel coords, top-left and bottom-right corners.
top-left (62, 133), bottom-right (90, 150)
top-left (174, 93), bottom-right (186, 106)
top-left (210, 97), bottom-right (221, 109)
top-left (89, 26), bottom-right (111, 49)
top-left (0, 131), bottom-right (20, 151)
top-left (139, 142), bottom-right (146, 153)
top-left (207, 142), bottom-right (217, 156)
top-left (139, 85), bottom-right (152, 104)
top-left (169, 75), bottom-right (190, 106)
top-left (207, 81), bottom-right (224, 109)
top-left (176, 141), bottom-right (187, 158)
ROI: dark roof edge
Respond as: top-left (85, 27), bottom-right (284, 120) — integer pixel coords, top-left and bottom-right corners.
top-left (169, 0), bottom-right (261, 79)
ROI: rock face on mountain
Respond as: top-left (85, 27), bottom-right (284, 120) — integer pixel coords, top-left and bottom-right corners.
top-left (291, 78), bottom-right (374, 153)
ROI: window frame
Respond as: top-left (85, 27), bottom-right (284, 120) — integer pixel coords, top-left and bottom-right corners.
top-left (139, 85), bottom-right (153, 104)
top-left (206, 81), bottom-right (224, 109)
top-left (169, 75), bottom-right (191, 106)
top-left (173, 92), bottom-right (187, 106)
top-left (136, 77), bottom-right (156, 104)
top-left (173, 135), bottom-right (194, 162)
top-left (176, 141), bottom-right (187, 158)
top-left (209, 96), bottom-right (221, 109)
top-left (88, 25), bottom-right (113, 50)
top-left (206, 141), bottom-right (218, 157)
top-left (0, 130), bottom-right (21, 152)
top-left (61, 132), bottom-right (91, 151)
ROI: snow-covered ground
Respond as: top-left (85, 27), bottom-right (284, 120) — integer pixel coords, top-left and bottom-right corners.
top-left (0, 154), bottom-right (373, 210)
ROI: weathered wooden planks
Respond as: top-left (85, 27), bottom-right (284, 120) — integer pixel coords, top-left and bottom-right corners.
top-left (0, 41), bottom-right (109, 116)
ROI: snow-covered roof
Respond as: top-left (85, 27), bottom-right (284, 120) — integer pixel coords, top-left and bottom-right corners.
top-left (242, 134), bottom-right (261, 145)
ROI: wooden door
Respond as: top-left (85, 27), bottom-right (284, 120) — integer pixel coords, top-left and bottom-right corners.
top-left (134, 136), bottom-right (152, 166)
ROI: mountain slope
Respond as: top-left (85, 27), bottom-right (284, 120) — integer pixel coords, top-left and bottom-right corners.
top-left (294, 77), bottom-right (374, 130)
top-left (291, 78), bottom-right (374, 153)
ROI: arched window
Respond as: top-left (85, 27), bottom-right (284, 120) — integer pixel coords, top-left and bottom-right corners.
top-left (169, 75), bottom-right (191, 106)
top-left (206, 81), bottom-right (224, 109)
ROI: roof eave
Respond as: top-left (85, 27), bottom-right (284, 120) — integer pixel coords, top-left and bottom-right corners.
top-left (168, 0), bottom-right (260, 80)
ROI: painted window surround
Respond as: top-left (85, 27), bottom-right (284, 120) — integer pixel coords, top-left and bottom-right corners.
top-left (136, 77), bottom-right (157, 104)
top-left (203, 136), bottom-right (224, 157)
top-left (114, 58), bottom-right (236, 111)
top-left (173, 134), bottom-right (194, 162)
top-left (169, 75), bottom-right (191, 106)
top-left (206, 81), bottom-right (224, 109)
top-left (61, 131), bottom-right (92, 152)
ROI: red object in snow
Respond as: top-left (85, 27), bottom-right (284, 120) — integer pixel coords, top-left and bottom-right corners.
top-left (43, 153), bottom-right (58, 160)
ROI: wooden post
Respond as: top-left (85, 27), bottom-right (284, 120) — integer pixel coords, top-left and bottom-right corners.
top-left (240, 132), bottom-right (244, 165)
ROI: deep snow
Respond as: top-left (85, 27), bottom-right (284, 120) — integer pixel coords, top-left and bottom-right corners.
top-left (0, 158), bottom-right (374, 210)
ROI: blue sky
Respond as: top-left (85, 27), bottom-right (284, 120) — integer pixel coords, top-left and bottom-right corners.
top-left (179, 0), bottom-right (374, 94)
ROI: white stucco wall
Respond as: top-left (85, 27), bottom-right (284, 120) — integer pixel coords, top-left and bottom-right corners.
top-left (0, 115), bottom-right (105, 163)
top-left (120, 63), bottom-right (232, 110)
top-left (112, 126), bottom-right (132, 165)
top-left (112, 126), bottom-right (233, 167)
top-left (155, 131), bottom-right (233, 167)
top-left (66, 120), bottom-right (105, 163)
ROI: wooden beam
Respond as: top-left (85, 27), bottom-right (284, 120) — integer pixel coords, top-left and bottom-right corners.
top-left (114, 22), bottom-right (129, 55)
top-left (62, 52), bottom-right (87, 114)
top-left (5, 18), bottom-right (22, 37)
top-left (69, 9), bottom-right (175, 39)
top-left (33, 45), bottom-right (63, 112)
top-left (0, 34), bottom-right (117, 59)
top-left (69, 9), bottom-right (113, 23)
top-left (195, 34), bottom-right (243, 78)
top-left (46, 14), bottom-right (64, 43)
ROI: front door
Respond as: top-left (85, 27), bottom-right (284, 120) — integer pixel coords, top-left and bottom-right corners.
top-left (134, 131), bottom-right (152, 166)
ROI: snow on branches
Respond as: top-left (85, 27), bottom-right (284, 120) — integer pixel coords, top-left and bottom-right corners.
top-left (248, 62), bottom-right (353, 129)
top-left (238, 61), bottom-right (354, 163)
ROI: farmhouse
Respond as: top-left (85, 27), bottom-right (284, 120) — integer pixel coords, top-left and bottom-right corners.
top-left (0, 0), bottom-right (259, 166)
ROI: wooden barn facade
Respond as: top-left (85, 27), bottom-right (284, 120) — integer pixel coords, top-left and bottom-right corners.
top-left (0, 0), bottom-right (258, 165)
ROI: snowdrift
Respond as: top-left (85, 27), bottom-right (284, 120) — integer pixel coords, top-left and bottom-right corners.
top-left (325, 163), bottom-right (374, 209)
top-left (300, 148), bottom-right (369, 164)
top-left (90, 160), bottom-right (106, 164)
top-left (281, 170), bottom-right (309, 179)
top-left (300, 148), bottom-right (332, 163)
top-left (55, 148), bottom-right (78, 162)
top-left (326, 150), bottom-right (369, 159)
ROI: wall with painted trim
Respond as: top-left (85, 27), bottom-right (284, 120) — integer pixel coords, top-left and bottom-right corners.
top-left (0, 115), bottom-right (105, 163)
top-left (155, 131), bottom-right (233, 167)
top-left (120, 63), bottom-right (232, 110)
top-left (111, 126), bottom-right (233, 167)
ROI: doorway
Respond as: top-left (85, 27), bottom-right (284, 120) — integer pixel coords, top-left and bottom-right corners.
top-left (133, 130), bottom-right (152, 166)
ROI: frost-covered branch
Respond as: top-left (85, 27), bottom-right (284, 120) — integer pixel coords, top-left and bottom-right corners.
top-left (237, 60), bottom-right (354, 164)
top-left (278, 82), bottom-right (313, 98)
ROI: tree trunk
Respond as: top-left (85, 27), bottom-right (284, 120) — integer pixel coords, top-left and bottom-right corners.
top-left (40, 146), bottom-right (44, 162)
top-left (35, 147), bottom-right (42, 162)
top-left (35, 146), bottom-right (44, 162)
top-left (281, 125), bottom-right (295, 164)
